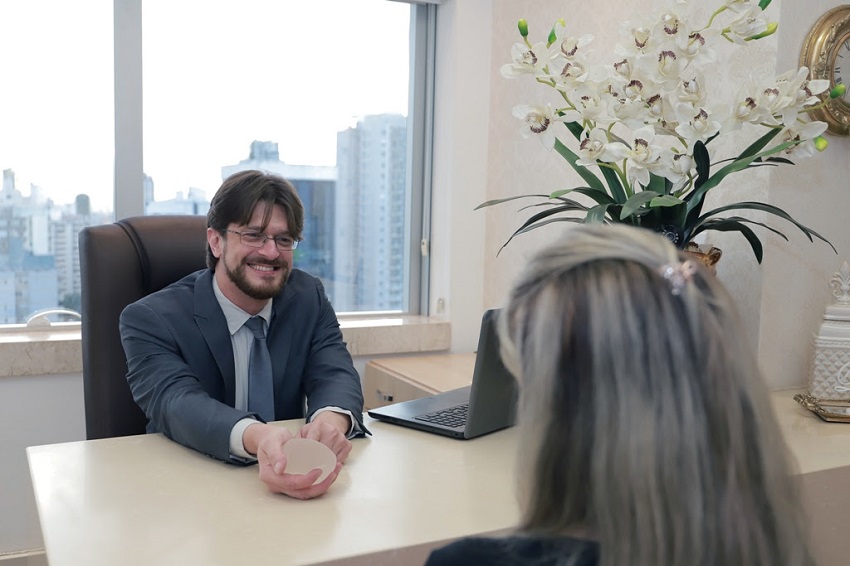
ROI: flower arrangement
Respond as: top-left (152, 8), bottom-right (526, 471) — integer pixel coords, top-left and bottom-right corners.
top-left (484, 0), bottom-right (840, 262)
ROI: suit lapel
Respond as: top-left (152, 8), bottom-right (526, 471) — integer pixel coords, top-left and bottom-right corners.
top-left (194, 270), bottom-right (237, 405)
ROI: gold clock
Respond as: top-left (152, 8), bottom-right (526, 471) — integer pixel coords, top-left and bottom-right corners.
top-left (800, 5), bottom-right (850, 135)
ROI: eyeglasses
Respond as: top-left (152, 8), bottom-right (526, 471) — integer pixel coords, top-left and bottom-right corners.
top-left (224, 229), bottom-right (299, 250)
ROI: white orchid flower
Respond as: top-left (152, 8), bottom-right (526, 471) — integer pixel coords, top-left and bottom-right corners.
top-left (725, 7), bottom-right (769, 44)
top-left (512, 104), bottom-right (566, 149)
top-left (676, 28), bottom-right (719, 71)
top-left (674, 104), bottom-right (722, 143)
top-left (624, 126), bottom-right (667, 188)
top-left (501, 42), bottom-right (552, 79)
top-left (779, 120), bottom-right (828, 159)
top-left (653, 7), bottom-right (690, 44)
top-left (723, 0), bottom-right (757, 12)
top-left (612, 58), bottom-right (633, 80)
top-left (569, 84), bottom-right (613, 124)
top-left (634, 49), bottom-right (685, 89)
top-left (551, 25), bottom-right (594, 60)
top-left (612, 93), bottom-right (657, 131)
top-left (717, 79), bottom-right (772, 131)
top-left (552, 59), bottom-right (591, 90)
top-left (672, 75), bottom-right (707, 107)
top-left (576, 128), bottom-right (629, 166)
top-left (644, 93), bottom-right (668, 124)
top-left (757, 84), bottom-right (793, 126)
top-left (775, 67), bottom-right (829, 107)
top-left (617, 15), bottom-right (660, 57)
top-left (665, 150), bottom-right (695, 191)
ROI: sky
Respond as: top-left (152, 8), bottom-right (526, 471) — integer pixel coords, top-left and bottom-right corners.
top-left (0, 0), bottom-right (411, 213)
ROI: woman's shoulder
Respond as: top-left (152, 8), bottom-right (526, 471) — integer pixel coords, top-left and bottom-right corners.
top-left (425, 534), bottom-right (599, 566)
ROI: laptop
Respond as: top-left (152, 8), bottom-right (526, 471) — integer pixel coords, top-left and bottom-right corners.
top-left (367, 309), bottom-right (518, 439)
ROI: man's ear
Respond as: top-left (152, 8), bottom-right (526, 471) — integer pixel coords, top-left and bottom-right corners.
top-left (207, 227), bottom-right (224, 259)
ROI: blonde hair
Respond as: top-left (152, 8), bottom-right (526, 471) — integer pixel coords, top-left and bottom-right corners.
top-left (499, 224), bottom-right (813, 566)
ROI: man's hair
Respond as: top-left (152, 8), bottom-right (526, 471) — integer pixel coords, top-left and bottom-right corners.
top-left (498, 224), bottom-right (813, 566)
top-left (206, 170), bottom-right (304, 270)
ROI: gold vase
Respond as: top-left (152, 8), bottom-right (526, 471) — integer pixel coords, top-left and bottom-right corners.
top-left (685, 242), bottom-right (722, 275)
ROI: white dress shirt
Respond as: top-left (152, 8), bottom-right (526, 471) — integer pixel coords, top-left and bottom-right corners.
top-left (211, 276), bottom-right (356, 460)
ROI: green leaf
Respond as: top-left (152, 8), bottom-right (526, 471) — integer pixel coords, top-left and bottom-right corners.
top-left (692, 215), bottom-right (788, 242)
top-left (735, 127), bottom-right (782, 160)
top-left (693, 141), bottom-right (710, 189)
top-left (694, 201), bottom-right (836, 252)
top-left (564, 120), bottom-right (584, 142)
top-left (516, 216), bottom-right (589, 236)
top-left (599, 165), bottom-right (628, 203)
top-left (693, 219), bottom-right (765, 263)
top-left (763, 156), bottom-right (794, 166)
top-left (645, 172), bottom-right (666, 194)
top-left (684, 139), bottom-right (797, 215)
top-left (586, 203), bottom-right (612, 223)
top-left (551, 187), bottom-right (617, 207)
top-left (496, 217), bottom-right (588, 255)
top-left (620, 191), bottom-right (659, 220)
top-left (496, 204), bottom-right (592, 254)
top-left (649, 195), bottom-right (685, 208)
top-left (475, 194), bottom-right (551, 210)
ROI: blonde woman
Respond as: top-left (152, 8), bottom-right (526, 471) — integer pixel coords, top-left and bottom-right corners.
top-left (426, 224), bottom-right (813, 566)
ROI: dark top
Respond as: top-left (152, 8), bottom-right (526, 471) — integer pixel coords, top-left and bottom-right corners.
top-left (425, 535), bottom-right (599, 566)
top-left (119, 268), bottom-right (365, 464)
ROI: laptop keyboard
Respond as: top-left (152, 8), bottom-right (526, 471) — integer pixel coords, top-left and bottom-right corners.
top-left (415, 403), bottom-right (469, 428)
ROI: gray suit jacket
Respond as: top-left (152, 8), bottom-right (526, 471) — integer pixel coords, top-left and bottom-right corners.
top-left (119, 268), bottom-right (365, 464)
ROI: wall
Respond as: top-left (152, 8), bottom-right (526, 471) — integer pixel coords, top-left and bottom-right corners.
top-left (0, 374), bottom-right (85, 556)
top-left (429, 0), bottom-right (492, 352)
top-left (758, 0), bottom-right (850, 388)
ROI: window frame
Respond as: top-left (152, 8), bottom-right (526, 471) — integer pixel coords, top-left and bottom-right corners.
top-left (0, 0), bottom-right (435, 332)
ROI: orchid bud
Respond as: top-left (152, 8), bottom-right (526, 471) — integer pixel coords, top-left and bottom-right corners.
top-left (814, 136), bottom-right (829, 152)
top-left (830, 83), bottom-right (847, 99)
top-left (758, 0), bottom-right (772, 9)
top-left (547, 26), bottom-right (557, 47)
top-left (517, 19), bottom-right (529, 38)
top-left (748, 22), bottom-right (778, 41)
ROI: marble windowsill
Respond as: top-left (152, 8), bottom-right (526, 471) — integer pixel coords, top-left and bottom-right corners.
top-left (0, 316), bottom-right (452, 378)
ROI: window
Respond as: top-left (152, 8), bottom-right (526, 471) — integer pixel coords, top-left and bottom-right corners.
top-left (0, 0), bottom-right (433, 325)
top-left (0, 1), bottom-right (114, 325)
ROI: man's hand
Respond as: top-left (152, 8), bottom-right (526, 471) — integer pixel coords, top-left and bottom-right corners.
top-left (243, 422), bottom-right (342, 499)
top-left (300, 411), bottom-right (353, 464)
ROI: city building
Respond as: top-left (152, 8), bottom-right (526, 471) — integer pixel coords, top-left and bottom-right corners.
top-left (0, 170), bottom-right (108, 323)
top-left (334, 114), bottom-right (407, 312)
top-left (144, 174), bottom-right (211, 216)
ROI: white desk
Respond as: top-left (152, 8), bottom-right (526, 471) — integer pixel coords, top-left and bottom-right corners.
top-left (26, 388), bottom-right (850, 566)
top-left (27, 417), bottom-right (519, 566)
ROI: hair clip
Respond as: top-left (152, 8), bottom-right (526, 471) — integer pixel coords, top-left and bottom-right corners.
top-left (659, 260), bottom-right (697, 295)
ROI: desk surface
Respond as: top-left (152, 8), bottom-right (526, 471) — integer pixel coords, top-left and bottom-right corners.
top-left (27, 417), bottom-right (519, 566)
top-left (26, 388), bottom-right (850, 566)
top-left (770, 388), bottom-right (850, 474)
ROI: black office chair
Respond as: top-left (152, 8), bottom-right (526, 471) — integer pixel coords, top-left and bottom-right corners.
top-left (79, 215), bottom-right (209, 439)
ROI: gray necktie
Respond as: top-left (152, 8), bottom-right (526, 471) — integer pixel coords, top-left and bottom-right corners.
top-left (244, 316), bottom-right (275, 422)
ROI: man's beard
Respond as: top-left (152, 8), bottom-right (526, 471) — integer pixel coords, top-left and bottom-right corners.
top-left (225, 256), bottom-right (290, 300)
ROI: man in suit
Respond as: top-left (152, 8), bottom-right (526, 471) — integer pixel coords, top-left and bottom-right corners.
top-left (120, 170), bottom-right (366, 499)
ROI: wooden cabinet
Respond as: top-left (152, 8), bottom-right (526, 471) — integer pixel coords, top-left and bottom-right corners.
top-left (362, 353), bottom-right (476, 410)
